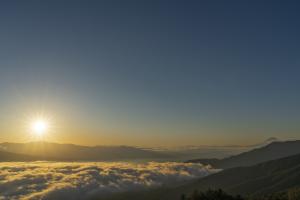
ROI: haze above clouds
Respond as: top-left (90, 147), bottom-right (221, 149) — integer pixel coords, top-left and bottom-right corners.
top-left (0, 161), bottom-right (219, 200)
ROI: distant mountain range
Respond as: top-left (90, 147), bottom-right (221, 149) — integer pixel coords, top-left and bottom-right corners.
top-left (0, 138), bottom-right (275, 162)
top-left (0, 138), bottom-right (295, 163)
top-left (187, 140), bottom-right (300, 169)
top-left (0, 150), bottom-right (38, 161)
top-left (0, 142), bottom-right (171, 161)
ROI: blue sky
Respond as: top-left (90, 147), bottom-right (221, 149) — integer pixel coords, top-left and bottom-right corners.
top-left (0, 1), bottom-right (300, 146)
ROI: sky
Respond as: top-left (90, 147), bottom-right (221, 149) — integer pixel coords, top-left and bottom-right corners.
top-left (0, 0), bottom-right (300, 146)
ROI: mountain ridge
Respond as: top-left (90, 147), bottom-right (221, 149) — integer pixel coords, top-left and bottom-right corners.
top-left (90, 152), bottom-right (300, 200)
top-left (177, 153), bottom-right (300, 198)
top-left (0, 141), bottom-right (172, 161)
top-left (0, 150), bottom-right (39, 161)
top-left (187, 140), bottom-right (300, 169)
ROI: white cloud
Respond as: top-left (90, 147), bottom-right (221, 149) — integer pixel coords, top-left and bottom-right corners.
top-left (0, 162), bottom-right (220, 200)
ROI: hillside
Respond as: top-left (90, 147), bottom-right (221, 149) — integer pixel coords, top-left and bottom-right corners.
top-left (0, 150), bottom-right (38, 161)
top-left (176, 153), bottom-right (300, 198)
top-left (102, 153), bottom-right (300, 200)
top-left (187, 140), bottom-right (300, 169)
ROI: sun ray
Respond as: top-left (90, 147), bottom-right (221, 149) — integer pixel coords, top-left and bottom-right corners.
top-left (31, 119), bottom-right (48, 137)
top-left (24, 113), bottom-right (54, 141)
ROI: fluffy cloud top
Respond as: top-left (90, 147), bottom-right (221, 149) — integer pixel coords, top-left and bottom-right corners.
top-left (0, 162), bottom-right (220, 200)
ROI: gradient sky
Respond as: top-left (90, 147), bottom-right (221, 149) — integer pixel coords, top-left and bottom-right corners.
top-left (0, 1), bottom-right (300, 146)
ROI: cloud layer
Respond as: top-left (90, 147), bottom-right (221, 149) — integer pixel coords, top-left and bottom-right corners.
top-left (0, 162), bottom-right (219, 200)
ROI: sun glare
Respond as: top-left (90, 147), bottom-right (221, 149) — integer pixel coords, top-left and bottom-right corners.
top-left (31, 119), bottom-right (48, 137)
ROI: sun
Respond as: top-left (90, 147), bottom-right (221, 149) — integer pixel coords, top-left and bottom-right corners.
top-left (25, 113), bottom-right (54, 141)
top-left (31, 119), bottom-right (49, 137)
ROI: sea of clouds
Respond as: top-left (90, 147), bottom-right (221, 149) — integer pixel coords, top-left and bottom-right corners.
top-left (0, 161), bottom-right (220, 200)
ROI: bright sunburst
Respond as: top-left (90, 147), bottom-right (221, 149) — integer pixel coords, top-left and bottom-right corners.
top-left (25, 114), bottom-right (53, 140)
top-left (31, 119), bottom-right (48, 136)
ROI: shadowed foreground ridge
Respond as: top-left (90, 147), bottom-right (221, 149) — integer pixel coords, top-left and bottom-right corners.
top-left (166, 153), bottom-right (300, 199)
top-left (180, 188), bottom-right (300, 200)
top-left (181, 189), bottom-right (244, 200)
top-left (87, 153), bottom-right (300, 200)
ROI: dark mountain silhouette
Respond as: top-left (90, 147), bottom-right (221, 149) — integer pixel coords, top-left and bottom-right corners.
top-left (0, 142), bottom-right (172, 161)
top-left (0, 150), bottom-right (38, 161)
top-left (175, 153), bottom-right (300, 198)
top-left (102, 153), bottom-right (300, 200)
top-left (187, 140), bottom-right (300, 169)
